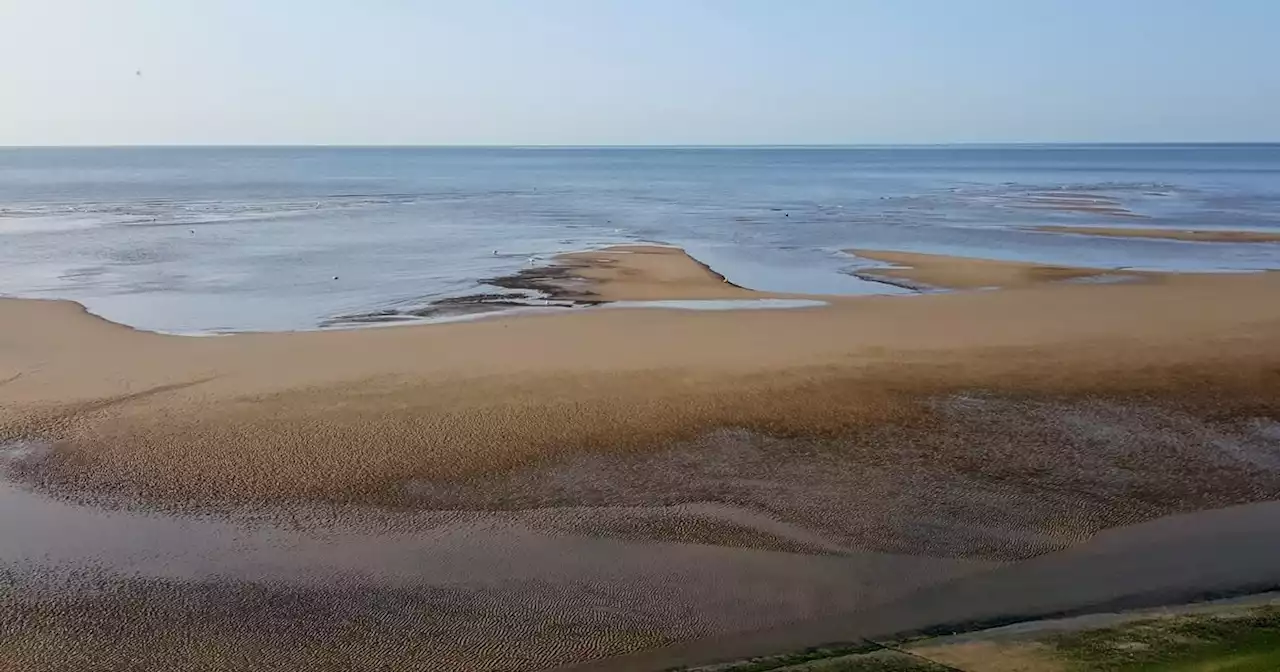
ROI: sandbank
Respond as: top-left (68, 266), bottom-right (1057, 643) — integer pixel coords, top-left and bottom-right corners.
top-left (1033, 224), bottom-right (1280, 243)
top-left (846, 248), bottom-right (1156, 290)
top-left (1009, 194), bottom-right (1143, 218)
top-left (322, 245), bottom-right (797, 325)
top-left (495, 244), bottom-right (777, 302)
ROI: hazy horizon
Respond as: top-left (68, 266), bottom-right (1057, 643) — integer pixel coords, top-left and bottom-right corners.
top-left (5, 142), bottom-right (1280, 150)
top-left (3, 0), bottom-right (1278, 146)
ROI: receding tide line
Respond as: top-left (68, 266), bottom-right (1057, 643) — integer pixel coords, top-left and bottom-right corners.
top-left (607, 299), bottom-right (828, 311)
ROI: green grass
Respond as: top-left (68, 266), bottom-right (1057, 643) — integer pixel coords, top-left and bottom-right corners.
top-left (1053, 606), bottom-right (1280, 671)
top-left (674, 643), bottom-right (949, 672)
top-left (775, 650), bottom-right (953, 671)
top-left (682, 605), bottom-right (1280, 672)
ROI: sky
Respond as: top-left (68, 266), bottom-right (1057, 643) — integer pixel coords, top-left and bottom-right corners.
top-left (1, 0), bottom-right (1277, 146)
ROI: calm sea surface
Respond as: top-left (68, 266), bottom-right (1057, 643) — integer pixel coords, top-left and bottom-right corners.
top-left (1, 145), bottom-right (1277, 333)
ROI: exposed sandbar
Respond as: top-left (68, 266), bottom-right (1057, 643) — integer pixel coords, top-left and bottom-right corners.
top-left (491, 244), bottom-right (781, 302)
top-left (1034, 224), bottom-right (1280, 243)
top-left (846, 248), bottom-right (1157, 291)
top-left (1009, 194), bottom-right (1144, 218)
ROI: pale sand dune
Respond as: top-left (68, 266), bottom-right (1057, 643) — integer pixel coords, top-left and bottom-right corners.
top-left (3, 245), bottom-right (1280, 671)
top-left (1033, 224), bottom-right (1280, 243)
top-left (846, 248), bottom-right (1157, 290)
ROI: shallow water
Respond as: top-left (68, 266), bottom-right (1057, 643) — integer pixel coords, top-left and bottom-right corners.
top-left (1, 145), bottom-right (1278, 333)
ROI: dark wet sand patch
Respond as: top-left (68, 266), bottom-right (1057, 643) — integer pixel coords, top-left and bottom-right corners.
top-left (320, 292), bottom-right (585, 327)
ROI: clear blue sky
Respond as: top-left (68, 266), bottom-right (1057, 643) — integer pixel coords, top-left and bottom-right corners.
top-left (2, 0), bottom-right (1277, 145)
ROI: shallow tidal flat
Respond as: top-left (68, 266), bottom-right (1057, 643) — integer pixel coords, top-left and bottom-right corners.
top-left (3, 246), bottom-right (1280, 671)
top-left (1006, 191), bottom-right (1147, 218)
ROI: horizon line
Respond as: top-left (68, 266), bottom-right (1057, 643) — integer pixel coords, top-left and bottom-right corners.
top-left (2, 141), bottom-right (1279, 150)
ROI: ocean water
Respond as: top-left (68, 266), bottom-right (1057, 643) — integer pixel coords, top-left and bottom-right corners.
top-left (1, 145), bottom-right (1278, 334)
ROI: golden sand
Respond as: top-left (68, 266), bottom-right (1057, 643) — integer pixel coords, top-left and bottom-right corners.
top-left (1033, 224), bottom-right (1280, 243)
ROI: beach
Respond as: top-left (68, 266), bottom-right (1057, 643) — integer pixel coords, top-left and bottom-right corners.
top-left (4, 241), bottom-right (1280, 670)
top-left (3, 0), bottom-right (1279, 659)
top-left (5, 244), bottom-right (1279, 502)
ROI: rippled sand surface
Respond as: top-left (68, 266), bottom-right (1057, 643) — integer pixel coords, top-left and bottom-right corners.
top-left (5, 399), bottom-right (1280, 670)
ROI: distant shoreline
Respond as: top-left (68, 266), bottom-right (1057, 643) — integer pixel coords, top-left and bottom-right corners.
top-left (1033, 224), bottom-right (1280, 243)
top-left (4, 141), bottom-right (1280, 150)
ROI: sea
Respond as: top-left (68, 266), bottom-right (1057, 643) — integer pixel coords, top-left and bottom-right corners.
top-left (1, 144), bottom-right (1278, 334)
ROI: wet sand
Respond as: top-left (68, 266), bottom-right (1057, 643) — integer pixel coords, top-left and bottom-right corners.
top-left (3, 245), bottom-right (1280, 670)
top-left (846, 248), bottom-right (1156, 290)
top-left (1033, 224), bottom-right (1280, 243)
